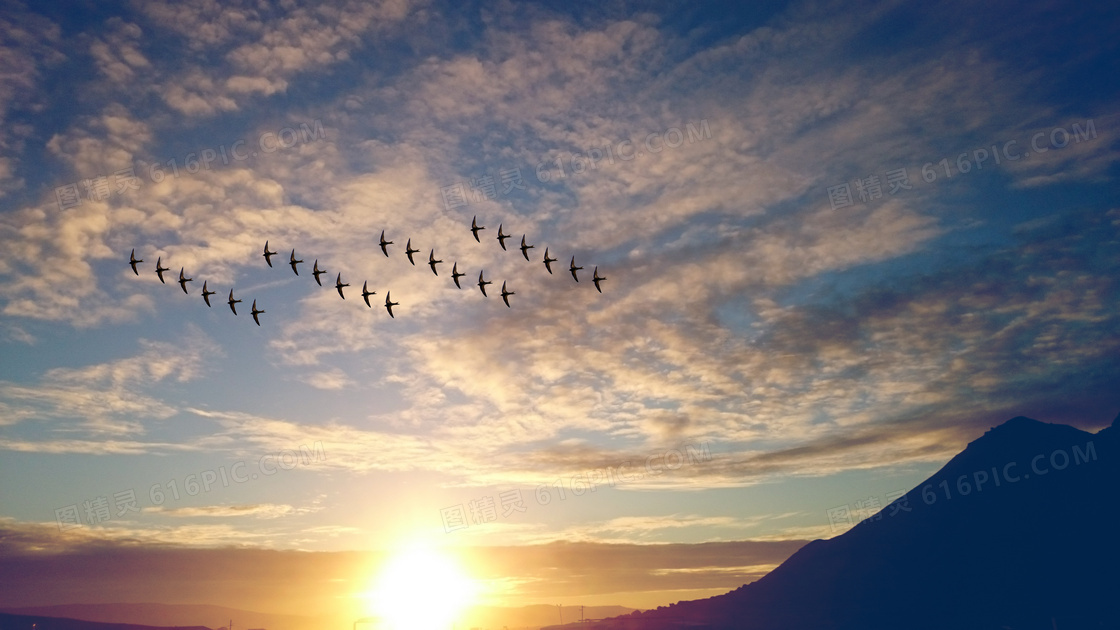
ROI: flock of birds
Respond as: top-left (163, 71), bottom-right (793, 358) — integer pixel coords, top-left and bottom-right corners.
top-left (129, 215), bottom-right (605, 326)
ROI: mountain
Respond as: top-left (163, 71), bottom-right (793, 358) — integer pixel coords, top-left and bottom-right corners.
top-left (462, 604), bottom-right (638, 629)
top-left (565, 415), bottom-right (1119, 630)
top-left (0, 605), bottom-right (327, 630)
top-left (0, 612), bottom-right (212, 630)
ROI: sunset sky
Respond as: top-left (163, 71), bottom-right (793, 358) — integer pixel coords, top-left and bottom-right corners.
top-left (1, 0), bottom-right (1118, 623)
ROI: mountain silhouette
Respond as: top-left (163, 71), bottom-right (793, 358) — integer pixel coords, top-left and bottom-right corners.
top-left (566, 414), bottom-right (1119, 630)
top-left (0, 612), bottom-right (213, 630)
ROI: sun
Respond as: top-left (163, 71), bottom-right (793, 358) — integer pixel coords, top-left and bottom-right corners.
top-left (366, 543), bottom-right (478, 630)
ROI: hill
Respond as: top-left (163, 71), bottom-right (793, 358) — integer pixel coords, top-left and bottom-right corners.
top-left (561, 414), bottom-right (1119, 630)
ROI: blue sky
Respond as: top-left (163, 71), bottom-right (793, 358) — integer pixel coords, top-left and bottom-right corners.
top-left (0, 0), bottom-right (1118, 616)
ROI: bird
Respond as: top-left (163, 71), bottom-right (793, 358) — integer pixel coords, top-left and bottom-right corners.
top-left (520, 235), bottom-right (535, 261)
top-left (451, 263), bottom-right (465, 288)
top-left (496, 224), bottom-right (510, 250)
top-left (263, 241), bottom-right (277, 267)
top-left (542, 248), bottom-right (557, 274)
top-left (251, 300), bottom-right (264, 326)
top-left (178, 268), bottom-right (192, 294)
top-left (200, 281), bottom-right (215, 307)
top-left (593, 267), bottom-right (606, 293)
top-left (501, 281), bottom-right (515, 307)
top-left (155, 257), bottom-right (169, 283)
top-left (384, 291), bottom-right (398, 318)
top-left (227, 289), bottom-right (241, 315)
top-left (129, 249), bottom-right (143, 275)
top-left (428, 250), bottom-right (442, 276)
top-left (289, 250), bottom-right (302, 275)
top-left (379, 230), bottom-right (393, 257)
top-left (405, 239), bottom-right (419, 265)
top-left (569, 256), bottom-right (583, 282)
top-left (471, 216), bottom-right (485, 242)
top-left (312, 260), bottom-right (326, 286)
top-left (362, 281), bottom-right (376, 307)
top-left (477, 270), bottom-right (491, 296)
top-left (335, 273), bottom-right (349, 299)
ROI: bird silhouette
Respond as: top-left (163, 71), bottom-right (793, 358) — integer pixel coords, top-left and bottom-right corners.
top-left (227, 289), bottom-right (241, 315)
top-left (542, 248), bottom-right (557, 274)
top-left (478, 270), bottom-right (491, 296)
top-left (155, 257), bottom-right (169, 283)
top-left (384, 291), bottom-right (398, 318)
top-left (569, 256), bottom-right (583, 282)
top-left (312, 260), bottom-right (326, 286)
top-left (289, 250), bottom-right (302, 275)
top-left (451, 263), bottom-right (465, 288)
top-left (362, 281), bottom-right (376, 307)
top-left (428, 250), bottom-right (442, 276)
top-left (405, 239), bottom-right (419, 265)
top-left (263, 241), bottom-right (277, 267)
top-left (178, 268), bottom-right (192, 294)
top-left (201, 281), bottom-right (215, 307)
top-left (592, 267), bottom-right (606, 293)
top-left (251, 300), bottom-right (264, 326)
top-left (520, 235), bottom-right (535, 261)
top-left (501, 281), bottom-right (515, 307)
top-left (129, 249), bottom-right (143, 275)
top-left (497, 224), bottom-right (510, 250)
top-left (335, 273), bottom-right (349, 299)
top-left (471, 216), bottom-right (485, 242)
top-left (380, 230), bottom-right (393, 257)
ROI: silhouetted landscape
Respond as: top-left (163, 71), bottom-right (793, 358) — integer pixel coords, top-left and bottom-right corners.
top-left (547, 415), bottom-right (1118, 630)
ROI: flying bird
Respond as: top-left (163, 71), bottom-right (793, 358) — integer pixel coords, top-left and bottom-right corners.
top-left (451, 263), bottom-right (465, 288)
top-left (335, 273), bottom-right (349, 299)
top-left (471, 216), bottom-right (485, 242)
top-left (569, 256), bottom-right (583, 282)
top-left (520, 235), bottom-right (535, 261)
top-left (379, 230), bottom-right (393, 257)
top-left (155, 257), bottom-right (169, 283)
top-left (263, 241), bottom-right (277, 267)
top-left (227, 289), bottom-right (241, 315)
top-left (312, 260), bottom-right (326, 286)
top-left (178, 268), bottom-right (192, 294)
top-left (289, 250), bottom-right (302, 275)
top-left (405, 239), bottom-right (419, 265)
top-left (362, 281), bottom-right (376, 307)
top-left (428, 250), bottom-right (442, 276)
top-left (201, 281), bottom-right (215, 307)
top-left (251, 300), bottom-right (264, 326)
top-left (542, 248), bottom-right (557, 274)
top-left (501, 281), bottom-right (515, 307)
top-left (384, 291), bottom-right (398, 318)
top-left (129, 249), bottom-right (143, 275)
top-left (593, 267), bottom-right (606, 293)
top-left (496, 224), bottom-right (510, 250)
top-left (477, 270), bottom-right (491, 296)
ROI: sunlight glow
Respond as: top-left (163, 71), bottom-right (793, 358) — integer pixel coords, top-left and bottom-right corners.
top-left (367, 543), bottom-right (478, 630)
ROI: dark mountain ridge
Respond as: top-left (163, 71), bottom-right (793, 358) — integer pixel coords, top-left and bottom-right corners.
top-left (572, 414), bottom-right (1119, 630)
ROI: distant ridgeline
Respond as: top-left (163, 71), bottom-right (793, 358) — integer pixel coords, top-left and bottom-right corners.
top-left (0, 613), bottom-right (214, 630)
top-left (554, 414), bottom-right (1119, 630)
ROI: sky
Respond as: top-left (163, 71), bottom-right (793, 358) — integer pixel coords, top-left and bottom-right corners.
top-left (0, 0), bottom-right (1118, 621)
